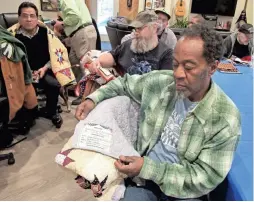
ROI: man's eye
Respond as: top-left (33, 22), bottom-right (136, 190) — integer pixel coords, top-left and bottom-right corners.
top-left (185, 66), bottom-right (193, 70)
top-left (173, 63), bottom-right (178, 68)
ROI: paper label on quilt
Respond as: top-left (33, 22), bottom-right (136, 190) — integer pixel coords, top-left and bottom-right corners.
top-left (76, 124), bottom-right (112, 153)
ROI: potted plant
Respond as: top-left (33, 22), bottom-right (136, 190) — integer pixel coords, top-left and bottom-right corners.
top-left (171, 17), bottom-right (189, 28)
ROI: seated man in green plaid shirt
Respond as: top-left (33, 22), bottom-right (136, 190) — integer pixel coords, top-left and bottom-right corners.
top-left (75, 24), bottom-right (241, 200)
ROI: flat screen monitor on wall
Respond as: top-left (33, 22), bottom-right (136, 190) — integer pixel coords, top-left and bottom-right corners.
top-left (191, 0), bottom-right (238, 16)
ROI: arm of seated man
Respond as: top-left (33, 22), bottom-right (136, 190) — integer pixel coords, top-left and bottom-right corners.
top-left (86, 52), bottom-right (116, 74)
top-left (115, 124), bottom-right (240, 199)
top-left (75, 71), bottom-right (155, 120)
top-left (86, 42), bottom-right (124, 74)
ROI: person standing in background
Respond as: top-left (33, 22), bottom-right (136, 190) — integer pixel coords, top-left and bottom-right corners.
top-left (49, 0), bottom-right (97, 105)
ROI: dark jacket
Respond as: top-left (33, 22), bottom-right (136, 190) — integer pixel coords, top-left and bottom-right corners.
top-left (223, 32), bottom-right (253, 58)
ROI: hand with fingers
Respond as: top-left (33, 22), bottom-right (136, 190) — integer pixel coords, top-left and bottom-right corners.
top-left (85, 59), bottom-right (101, 74)
top-left (37, 66), bottom-right (48, 79)
top-left (114, 155), bottom-right (144, 177)
top-left (75, 99), bottom-right (95, 120)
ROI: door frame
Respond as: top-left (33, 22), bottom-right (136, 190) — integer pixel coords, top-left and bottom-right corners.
top-left (86, 0), bottom-right (119, 41)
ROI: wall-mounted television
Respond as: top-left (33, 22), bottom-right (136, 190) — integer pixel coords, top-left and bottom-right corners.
top-left (191, 0), bottom-right (238, 16)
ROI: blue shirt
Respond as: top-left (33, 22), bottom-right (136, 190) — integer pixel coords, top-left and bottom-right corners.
top-left (148, 95), bottom-right (198, 164)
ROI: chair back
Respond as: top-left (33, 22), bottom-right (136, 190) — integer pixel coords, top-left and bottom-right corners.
top-left (116, 29), bottom-right (131, 44)
top-left (0, 13), bottom-right (18, 28)
top-left (0, 14), bottom-right (6, 28)
top-left (106, 26), bottom-right (119, 49)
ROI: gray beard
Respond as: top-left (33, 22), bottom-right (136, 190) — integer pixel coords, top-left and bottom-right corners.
top-left (176, 91), bottom-right (187, 99)
top-left (157, 23), bottom-right (164, 35)
top-left (130, 37), bottom-right (156, 53)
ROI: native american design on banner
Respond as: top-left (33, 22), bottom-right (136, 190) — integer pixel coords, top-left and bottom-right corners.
top-left (55, 48), bottom-right (64, 64)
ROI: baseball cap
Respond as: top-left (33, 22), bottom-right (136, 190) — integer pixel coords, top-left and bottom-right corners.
top-left (129, 10), bottom-right (158, 28)
top-left (239, 23), bottom-right (253, 34)
top-left (155, 8), bottom-right (171, 20)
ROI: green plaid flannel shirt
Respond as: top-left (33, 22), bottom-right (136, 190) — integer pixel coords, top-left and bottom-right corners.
top-left (87, 70), bottom-right (241, 198)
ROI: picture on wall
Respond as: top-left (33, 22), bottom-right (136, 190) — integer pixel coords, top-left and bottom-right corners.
top-left (144, 0), bottom-right (165, 10)
top-left (40, 0), bottom-right (58, 11)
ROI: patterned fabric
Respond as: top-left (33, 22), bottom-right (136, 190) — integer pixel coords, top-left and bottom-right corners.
top-left (75, 74), bottom-right (99, 97)
top-left (0, 25), bottom-right (32, 84)
top-left (75, 175), bottom-right (109, 198)
top-left (55, 135), bottom-right (126, 201)
top-left (128, 59), bottom-right (152, 75)
top-left (87, 70), bottom-right (241, 199)
top-left (72, 96), bottom-right (140, 159)
top-left (56, 149), bottom-right (75, 167)
top-left (8, 21), bottom-right (76, 87)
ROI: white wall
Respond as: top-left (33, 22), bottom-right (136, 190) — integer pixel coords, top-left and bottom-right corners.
top-left (138, 0), bottom-right (253, 31)
top-left (0, 0), bottom-right (57, 19)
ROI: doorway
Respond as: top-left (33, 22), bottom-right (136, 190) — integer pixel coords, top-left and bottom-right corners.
top-left (88, 0), bottom-right (119, 41)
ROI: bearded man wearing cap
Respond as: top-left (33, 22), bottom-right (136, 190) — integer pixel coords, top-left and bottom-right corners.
top-left (87, 10), bottom-right (173, 75)
top-left (155, 8), bottom-right (177, 49)
top-left (122, 8), bottom-right (177, 50)
top-left (223, 23), bottom-right (253, 59)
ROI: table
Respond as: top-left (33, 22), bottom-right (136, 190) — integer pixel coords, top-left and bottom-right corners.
top-left (213, 65), bottom-right (253, 201)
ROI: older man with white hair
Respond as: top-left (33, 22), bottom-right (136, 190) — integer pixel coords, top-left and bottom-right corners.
top-left (122, 8), bottom-right (177, 50)
top-left (87, 10), bottom-right (173, 76)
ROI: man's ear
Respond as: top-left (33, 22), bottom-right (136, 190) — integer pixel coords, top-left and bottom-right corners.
top-left (210, 60), bottom-right (219, 75)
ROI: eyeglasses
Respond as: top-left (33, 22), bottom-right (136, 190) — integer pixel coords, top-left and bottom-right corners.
top-left (133, 25), bottom-right (148, 32)
top-left (20, 14), bottom-right (37, 20)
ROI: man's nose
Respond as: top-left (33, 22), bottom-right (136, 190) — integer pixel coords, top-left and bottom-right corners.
top-left (174, 65), bottom-right (186, 79)
top-left (134, 32), bottom-right (139, 37)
